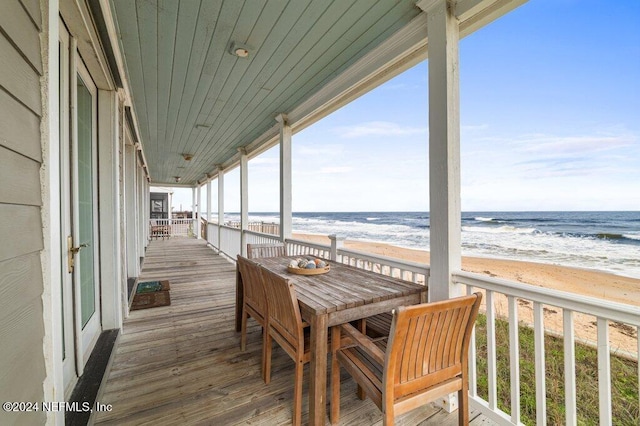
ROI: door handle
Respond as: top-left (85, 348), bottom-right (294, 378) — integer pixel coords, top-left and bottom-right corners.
top-left (70, 243), bottom-right (89, 255)
top-left (67, 236), bottom-right (89, 273)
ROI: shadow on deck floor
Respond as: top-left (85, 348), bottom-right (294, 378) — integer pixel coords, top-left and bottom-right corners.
top-left (94, 238), bottom-right (490, 425)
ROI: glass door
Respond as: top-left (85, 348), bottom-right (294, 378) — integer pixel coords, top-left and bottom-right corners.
top-left (59, 21), bottom-right (101, 393)
top-left (73, 60), bottom-right (101, 364)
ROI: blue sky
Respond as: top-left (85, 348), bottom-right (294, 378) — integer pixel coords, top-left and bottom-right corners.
top-left (167, 0), bottom-right (639, 213)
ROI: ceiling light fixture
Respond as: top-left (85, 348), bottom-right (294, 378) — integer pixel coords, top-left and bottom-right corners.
top-left (182, 153), bottom-right (193, 161)
top-left (230, 42), bottom-right (249, 58)
top-left (174, 176), bottom-right (181, 183)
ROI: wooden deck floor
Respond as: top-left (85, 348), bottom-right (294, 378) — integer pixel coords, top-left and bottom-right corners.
top-left (94, 238), bottom-right (491, 425)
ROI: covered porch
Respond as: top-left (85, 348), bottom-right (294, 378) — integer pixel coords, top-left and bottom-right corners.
top-left (87, 0), bottom-right (640, 422)
top-left (95, 238), bottom-right (487, 425)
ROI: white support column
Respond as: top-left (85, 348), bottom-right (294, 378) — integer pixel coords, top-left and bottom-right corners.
top-left (142, 178), bottom-right (149, 247)
top-left (97, 89), bottom-right (123, 330)
top-left (137, 162), bottom-right (144, 258)
top-left (217, 166), bottom-right (225, 245)
top-left (146, 180), bottom-right (150, 244)
top-left (168, 191), bottom-right (173, 220)
top-left (192, 186), bottom-right (197, 238)
top-left (125, 143), bottom-right (139, 277)
top-left (196, 184), bottom-right (202, 239)
top-left (276, 114), bottom-right (292, 241)
top-left (420, 0), bottom-right (462, 302)
top-left (239, 148), bottom-right (249, 256)
top-left (206, 181), bottom-right (212, 224)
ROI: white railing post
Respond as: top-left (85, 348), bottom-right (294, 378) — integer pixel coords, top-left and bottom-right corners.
top-left (533, 302), bottom-right (547, 426)
top-left (563, 309), bottom-right (577, 425)
top-left (486, 290), bottom-right (498, 411)
top-left (597, 318), bottom-right (612, 425)
top-left (329, 234), bottom-right (345, 262)
top-left (508, 295), bottom-right (521, 424)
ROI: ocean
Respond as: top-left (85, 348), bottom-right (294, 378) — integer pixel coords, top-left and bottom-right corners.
top-left (223, 211), bottom-right (640, 279)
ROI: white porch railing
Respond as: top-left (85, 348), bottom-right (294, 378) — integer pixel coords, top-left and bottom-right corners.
top-left (287, 238), bottom-right (429, 285)
top-left (204, 229), bottom-right (639, 424)
top-left (207, 222), bottom-right (219, 248)
top-left (219, 225), bottom-right (242, 260)
top-left (287, 237), bottom-right (332, 259)
top-left (245, 229), bottom-right (282, 246)
top-left (454, 271), bottom-right (640, 425)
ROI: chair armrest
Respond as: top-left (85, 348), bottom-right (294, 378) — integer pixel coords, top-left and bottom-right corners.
top-left (339, 323), bottom-right (385, 365)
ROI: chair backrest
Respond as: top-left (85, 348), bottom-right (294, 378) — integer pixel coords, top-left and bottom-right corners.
top-left (237, 255), bottom-right (268, 317)
top-left (259, 265), bottom-right (304, 358)
top-left (384, 293), bottom-right (482, 403)
top-left (247, 243), bottom-right (287, 259)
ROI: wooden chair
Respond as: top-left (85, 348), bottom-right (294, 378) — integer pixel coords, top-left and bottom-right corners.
top-left (236, 256), bottom-right (270, 382)
top-left (331, 293), bottom-right (483, 426)
top-left (258, 265), bottom-right (309, 426)
top-left (247, 242), bottom-right (287, 259)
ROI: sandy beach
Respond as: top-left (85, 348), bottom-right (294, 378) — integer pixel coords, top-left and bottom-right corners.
top-left (292, 233), bottom-right (640, 357)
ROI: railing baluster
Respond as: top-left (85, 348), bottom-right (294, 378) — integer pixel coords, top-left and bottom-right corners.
top-left (508, 296), bottom-right (520, 424)
top-left (563, 309), bottom-right (577, 425)
top-left (533, 302), bottom-right (546, 426)
top-left (486, 290), bottom-right (497, 410)
top-left (597, 317), bottom-right (612, 425)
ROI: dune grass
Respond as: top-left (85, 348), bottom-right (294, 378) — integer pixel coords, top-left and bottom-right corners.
top-left (473, 314), bottom-right (639, 425)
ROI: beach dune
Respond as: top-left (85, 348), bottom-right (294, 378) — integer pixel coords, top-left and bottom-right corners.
top-left (292, 232), bottom-right (640, 357)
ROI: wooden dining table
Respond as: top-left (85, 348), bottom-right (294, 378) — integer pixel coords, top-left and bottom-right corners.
top-left (235, 256), bottom-right (427, 426)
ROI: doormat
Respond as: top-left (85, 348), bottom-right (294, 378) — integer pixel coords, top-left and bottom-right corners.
top-left (131, 280), bottom-right (171, 310)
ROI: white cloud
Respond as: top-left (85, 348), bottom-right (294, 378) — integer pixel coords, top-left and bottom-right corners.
top-left (249, 157), bottom-right (278, 165)
top-left (517, 133), bottom-right (634, 155)
top-left (462, 123), bottom-right (489, 132)
top-left (335, 121), bottom-right (427, 139)
top-left (319, 166), bottom-right (352, 174)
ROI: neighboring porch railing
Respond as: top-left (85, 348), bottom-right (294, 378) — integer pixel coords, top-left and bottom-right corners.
top-left (226, 220), bottom-right (280, 235)
top-left (204, 225), bottom-right (639, 424)
top-left (149, 218), bottom-right (192, 238)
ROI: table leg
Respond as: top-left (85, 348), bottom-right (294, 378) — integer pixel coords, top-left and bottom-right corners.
top-left (309, 313), bottom-right (328, 426)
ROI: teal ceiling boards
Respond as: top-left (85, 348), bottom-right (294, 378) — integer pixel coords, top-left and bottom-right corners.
top-left (110, 0), bottom-right (421, 184)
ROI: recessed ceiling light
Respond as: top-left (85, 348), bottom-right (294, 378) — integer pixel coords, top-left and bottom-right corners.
top-left (230, 42), bottom-right (249, 58)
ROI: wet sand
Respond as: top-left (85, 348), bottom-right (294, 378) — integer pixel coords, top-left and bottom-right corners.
top-left (292, 233), bottom-right (640, 357)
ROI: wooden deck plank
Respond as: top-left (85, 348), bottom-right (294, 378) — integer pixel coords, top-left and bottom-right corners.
top-left (95, 238), bottom-right (487, 425)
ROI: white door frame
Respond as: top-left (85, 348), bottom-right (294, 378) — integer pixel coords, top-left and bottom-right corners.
top-left (58, 18), bottom-right (76, 396)
top-left (72, 56), bottom-right (102, 367)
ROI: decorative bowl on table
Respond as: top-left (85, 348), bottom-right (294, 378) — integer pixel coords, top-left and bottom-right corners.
top-left (287, 257), bottom-right (330, 275)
